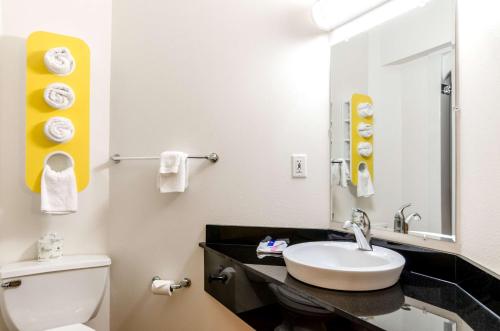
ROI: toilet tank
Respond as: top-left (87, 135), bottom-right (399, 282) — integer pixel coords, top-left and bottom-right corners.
top-left (0, 255), bottom-right (111, 331)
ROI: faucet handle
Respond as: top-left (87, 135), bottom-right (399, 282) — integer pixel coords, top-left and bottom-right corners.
top-left (343, 220), bottom-right (353, 229)
top-left (405, 212), bottom-right (421, 224)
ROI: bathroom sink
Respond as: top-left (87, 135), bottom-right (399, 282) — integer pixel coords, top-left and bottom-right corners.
top-left (283, 241), bottom-right (405, 291)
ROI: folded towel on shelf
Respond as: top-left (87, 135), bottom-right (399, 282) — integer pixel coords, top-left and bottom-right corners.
top-left (332, 159), bottom-right (350, 188)
top-left (44, 47), bottom-right (76, 76)
top-left (41, 162), bottom-right (78, 215)
top-left (44, 83), bottom-right (75, 110)
top-left (44, 117), bottom-right (75, 143)
top-left (157, 151), bottom-right (189, 193)
top-left (357, 162), bottom-right (374, 198)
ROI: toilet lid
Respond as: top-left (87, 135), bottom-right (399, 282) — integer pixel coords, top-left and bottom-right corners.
top-left (45, 324), bottom-right (95, 331)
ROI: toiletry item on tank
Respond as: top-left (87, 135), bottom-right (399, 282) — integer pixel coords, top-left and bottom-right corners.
top-left (37, 233), bottom-right (64, 261)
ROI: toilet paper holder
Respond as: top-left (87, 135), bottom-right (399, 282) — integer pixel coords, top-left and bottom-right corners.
top-left (152, 276), bottom-right (191, 292)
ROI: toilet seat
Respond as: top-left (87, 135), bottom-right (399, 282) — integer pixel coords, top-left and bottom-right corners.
top-left (46, 324), bottom-right (95, 331)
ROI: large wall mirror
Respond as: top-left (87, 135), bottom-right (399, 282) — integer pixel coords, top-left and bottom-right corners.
top-left (330, 0), bottom-right (456, 241)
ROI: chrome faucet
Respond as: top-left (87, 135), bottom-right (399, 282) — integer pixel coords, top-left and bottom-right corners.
top-left (343, 208), bottom-right (372, 251)
top-left (394, 203), bottom-right (421, 234)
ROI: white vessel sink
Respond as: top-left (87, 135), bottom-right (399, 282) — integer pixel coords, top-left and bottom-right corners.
top-left (283, 241), bottom-right (405, 291)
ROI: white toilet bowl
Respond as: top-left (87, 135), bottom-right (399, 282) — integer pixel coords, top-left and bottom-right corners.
top-left (0, 255), bottom-right (111, 331)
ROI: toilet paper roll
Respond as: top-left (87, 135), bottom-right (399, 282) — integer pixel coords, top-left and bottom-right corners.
top-left (151, 279), bottom-right (173, 296)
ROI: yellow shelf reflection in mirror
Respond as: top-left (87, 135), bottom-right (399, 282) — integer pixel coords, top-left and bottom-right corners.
top-left (350, 93), bottom-right (374, 186)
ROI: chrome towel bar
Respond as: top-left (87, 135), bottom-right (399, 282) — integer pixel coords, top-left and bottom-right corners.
top-left (110, 152), bottom-right (219, 164)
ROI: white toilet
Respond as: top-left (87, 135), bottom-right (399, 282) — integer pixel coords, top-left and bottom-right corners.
top-left (0, 255), bottom-right (111, 331)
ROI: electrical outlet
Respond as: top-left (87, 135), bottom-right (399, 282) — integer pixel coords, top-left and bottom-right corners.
top-left (292, 154), bottom-right (307, 178)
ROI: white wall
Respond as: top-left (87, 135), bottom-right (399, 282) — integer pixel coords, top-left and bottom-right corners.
top-left (457, 0), bottom-right (500, 273)
top-left (379, 0), bottom-right (454, 65)
top-left (109, 0), bottom-right (330, 330)
top-left (0, 0), bottom-right (112, 329)
top-left (400, 53), bottom-right (444, 234)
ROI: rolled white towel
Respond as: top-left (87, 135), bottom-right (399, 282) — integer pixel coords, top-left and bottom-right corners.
top-left (357, 122), bottom-right (373, 138)
top-left (44, 83), bottom-right (76, 110)
top-left (44, 117), bottom-right (75, 143)
top-left (357, 102), bottom-right (373, 118)
top-left (358, 142), bottom-right (373, 157)
top-left (44, 47), bottom-right (76, 76)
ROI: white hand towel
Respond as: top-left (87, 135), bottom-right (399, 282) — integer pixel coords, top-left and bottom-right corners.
top-left (157, 151), bottom-right (189, 193)
top-left (357, 163), bottom-right (374, 198)
top-left (44, 83), bottom-right (76, 110)
top-left (332, 159), bottom-right (350, 188)
top-left (41, 164), bottom-right (78, 215)
top-left (44, 47), bottom-right (76, 76)
top-left (44, 117), bottom-right (75, 143)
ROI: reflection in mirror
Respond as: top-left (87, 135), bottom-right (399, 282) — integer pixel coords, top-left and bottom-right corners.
top-left (369, 302), bottom-right (457, 331)
top-left (330, 0), bottom-right (456, 241)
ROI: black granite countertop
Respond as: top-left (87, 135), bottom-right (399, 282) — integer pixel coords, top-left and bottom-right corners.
top-left (200, 225), bottom-right (500, 331)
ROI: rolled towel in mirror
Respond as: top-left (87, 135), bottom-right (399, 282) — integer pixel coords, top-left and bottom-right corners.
top-left (44, 117), bottom-right (75, 143)
top-left (44, 83), bottom-right (76, 110)
top-left (44, 47), bottom-right (76, 75)
top-left (357, 142), bottom-right (373, 157)
top-left (357, 102), bottom-right (373, 118)
top-left (357, 122), bottom-right (373, 138)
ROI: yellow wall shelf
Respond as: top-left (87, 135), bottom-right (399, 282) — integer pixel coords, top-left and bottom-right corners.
top-left (26, 31), bottom-right (90, 192)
